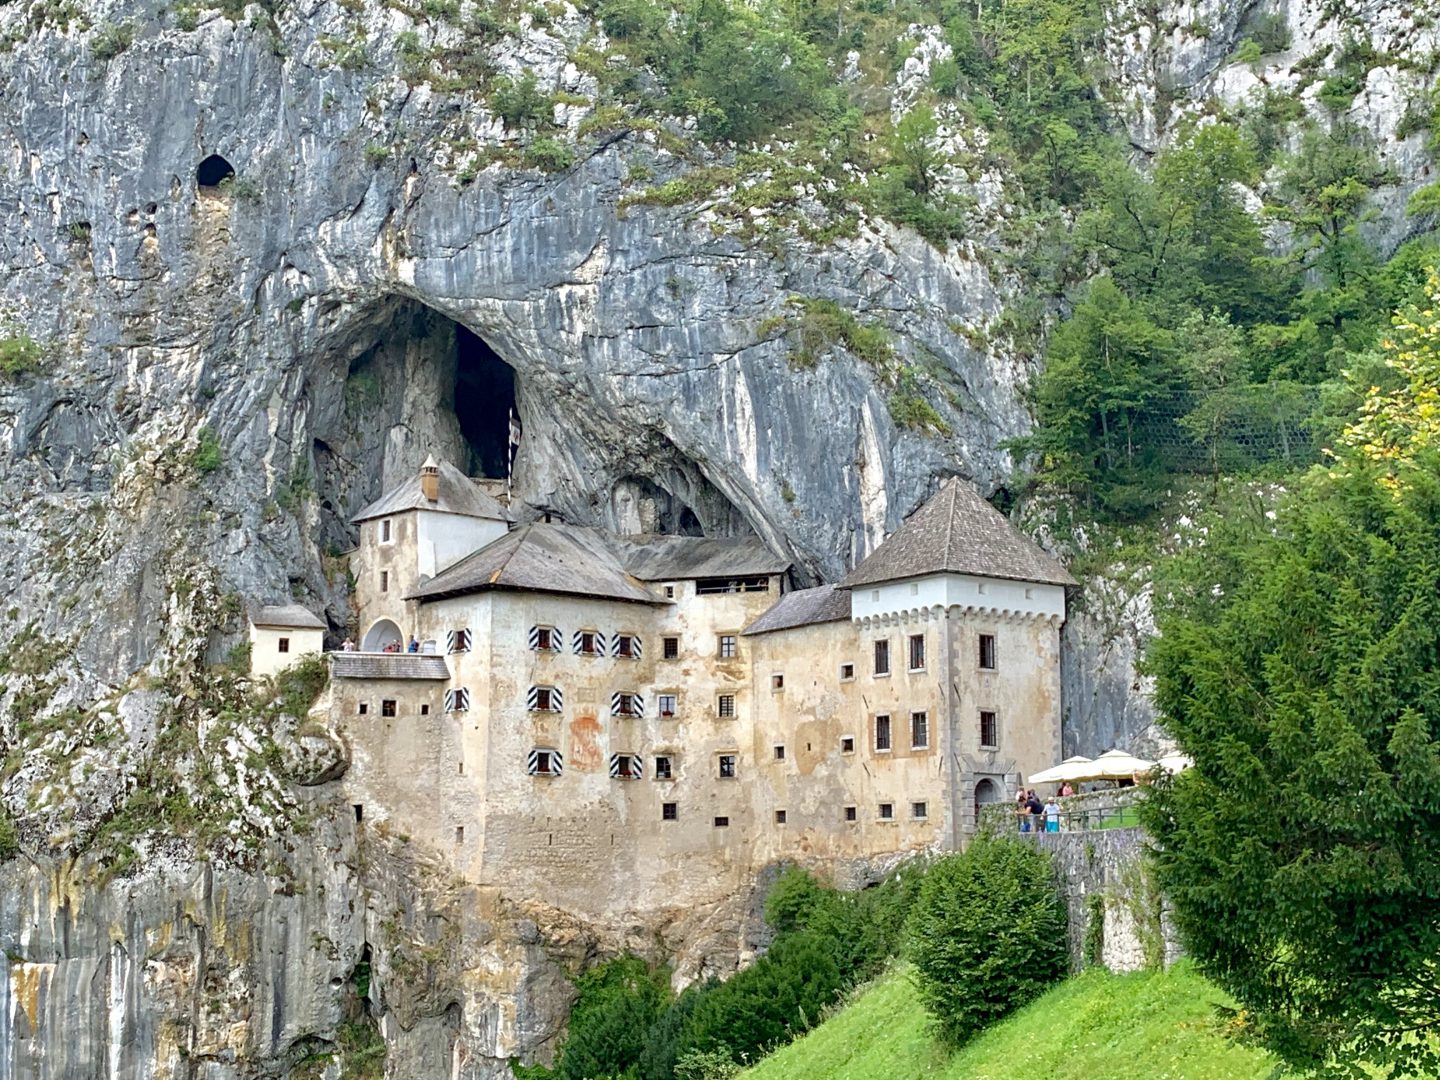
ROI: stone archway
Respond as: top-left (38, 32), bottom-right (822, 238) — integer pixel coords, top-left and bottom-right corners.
top-left (362, 618), bottom-right (402, 653)
top-left (974, 777), bottom-right (1001, 829)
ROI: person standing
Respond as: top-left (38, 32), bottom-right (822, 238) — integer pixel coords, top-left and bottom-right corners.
top-left (1017, 788), bottom-right (1031, 833)
top-left (1044, 795), bottom-right (1061, 833)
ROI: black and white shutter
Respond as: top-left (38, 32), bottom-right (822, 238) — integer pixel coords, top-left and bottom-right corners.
top-left (528, 625), bottom-right (561, 651)
top-left (572, 629), bottom-right (608, 655)
top-left (611, 634), bottom-right (643, 659)
top-left (528, 748), bottom-right (563, 776)
top-left (610, 691), bottom-right (645, 717)
top-left (445, 687), bottom-right (471, 712)
top-left (609, 753), bottom-right (643, 779)
top-left (446, 628), bottom-right (472, 654)
top-left (526, 685), bottom-right (564, 711)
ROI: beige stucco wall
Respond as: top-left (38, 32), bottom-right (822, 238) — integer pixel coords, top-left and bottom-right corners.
top-left (350, 514), bottom-right (421, 650)
top-left (248, 626), bottom-right (324, 678)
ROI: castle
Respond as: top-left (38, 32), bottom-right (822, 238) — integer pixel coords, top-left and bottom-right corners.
top-left (268, 457), bottom-right (1074, 916)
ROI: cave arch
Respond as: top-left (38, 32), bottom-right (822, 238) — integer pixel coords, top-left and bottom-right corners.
top-left (361, 618), bottom-right (403, 653)
top-left (196, 154), bottom-right (235, 188)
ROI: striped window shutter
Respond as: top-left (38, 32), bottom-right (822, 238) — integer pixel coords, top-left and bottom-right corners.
top-left (611, 634), bottom-right (643, 659)
top-left (446, 628), bottom-right (471, 654)
top-left (445, 687), bottom-right (470, 712)
top-left (528, 625), bottom-right (561, 651)
top-left (609, 753), bottom-right (642, 779)
top-left (573, 630), bottom-right (608, 655)
top-left (528, 748), bottom-right (564, 776)
top-left (526, 685), bottom-right (564, 711)
top-left (610, 692), bottom-right (645, 717)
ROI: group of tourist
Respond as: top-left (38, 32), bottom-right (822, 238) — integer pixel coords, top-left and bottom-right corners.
top-left (336, 636), bottom-right (420, 653)
top-left (1016, 787), bottom-right (1066, 833)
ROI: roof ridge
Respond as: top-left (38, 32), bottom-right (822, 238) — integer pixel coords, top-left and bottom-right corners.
top-left (486, 523), bottom-right (527, 585)
top-left (942, 478), bottom-right (959, 570)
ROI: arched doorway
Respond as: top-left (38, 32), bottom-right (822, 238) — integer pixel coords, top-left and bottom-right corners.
top-left (974, 777), bottom-right (1001, 829)
top-left (362, 618), bottom-right (402, 653)
top-left (196, 153), bottom-right (235, 188)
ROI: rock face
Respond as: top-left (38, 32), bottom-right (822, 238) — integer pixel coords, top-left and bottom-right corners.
top-left (0, 0), bottom-right (1433, 1073)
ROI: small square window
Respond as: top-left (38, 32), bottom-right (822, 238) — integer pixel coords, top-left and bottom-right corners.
top-left (840, 663), bottom-right (854, 681)
top-left (420, 704), bottom-right (430, 716)
top-left (844, 806), bottom-right (857, 822)
top-left (870, 589), bottom-right (879, 601)
top-left (775, 809), bottom-right (787, 825)
top-left (654, 755), bottom-right (673, 780)
top-left (533, 626), bottom-right (557, 651)
top-left (579, 631), bottom-right (599, 656)
top-left (455, 826), bottom-right (465, 844)
top-left (458, 760), bottom-right (464, 775)
top-left (380, 570), bottom-right (389, 593)
top-left (381, 699), bottom-right (396, 718)
top-left (912, 801), bottom-right (928, 820)
top-left (358, 702), bottom-right (368, 716)
top-left (879, 802), bottom-right (894, 820)
top-left (718, 754), bottom-right (737, 779)
top-left (979, 634), bottom-right (996, 670)
top-left (980, 710), bottom-right (998, 749)
top-left (662, 636), bottom-right (679, 660)
top-left (771, 673), bottom-right (784, 691)
top-left (718, 634), bottom-right (737, 659)
top-left (534, 687), bottom-right (555, 712)
top-left (841, 736), bottom-right (855, 754)
top-left (663, 802), bottom-right (678, 821)
top-left (773, 745), bottom-right (785, 761)
top-left (278, 637), bottom-right (290, 653)
top-left (531, 750), bottom-right (560, 777)
top-left (873, 639), bottom-right (890, 676)
top-left (1025, 587), bottom-right (1034, 600)
top-left (714, 816), bottom-right (729, 828)
top-left (978, 582), bottom-right (988, 595)
top-left (717, 694), bottom-right (736, 718)
top-left (658, 693), bottom-right (678, 717)
top-left (664, 583), bottom-right (676, 599)
top-left (615, 634), bottom-right (638, 659)
top-left (908, 633), bottom-right (925, 671)
top-left (875, 714), bottom-right (891, 752)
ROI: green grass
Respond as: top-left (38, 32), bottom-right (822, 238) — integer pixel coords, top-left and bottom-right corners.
top-left (743, 962), bottom-right (1277, 1080)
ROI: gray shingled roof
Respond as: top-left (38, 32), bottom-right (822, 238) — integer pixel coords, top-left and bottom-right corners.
top-left (743, 583), bottom-right (851, 636)
top-left (623, 535), bottom-right (789, 581)
top-left (840, 477), bottom-right (1077, 589)
top-left (352, 460), bottom-right (513, 524)
top-left (331, 653), bottom-right (451, 680)
top-left (405, 523), bottom-right (665, 605)
top-left (249, 603), bottom-right (326, 630)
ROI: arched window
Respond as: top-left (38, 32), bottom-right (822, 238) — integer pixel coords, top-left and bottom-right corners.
top-left (196, 153), bottom-right (235, 188)
top-left (361, 618), bottom-right (403, 653)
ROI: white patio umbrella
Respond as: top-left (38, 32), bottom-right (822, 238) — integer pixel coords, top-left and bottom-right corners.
top-left (1157, 752), bottom-right (1194, 774)
top-left (1026, 756), bottom-right (1094, 785)
top-left (1079, 748), bottom-right (1157, 780)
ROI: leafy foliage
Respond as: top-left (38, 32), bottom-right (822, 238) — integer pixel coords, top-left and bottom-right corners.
top-left (0, 330), bottom-right (43, 378)
top-left (190, 425), bottom-right (223, 476)
top-left (904, 836), bottom-right (1068, 1049)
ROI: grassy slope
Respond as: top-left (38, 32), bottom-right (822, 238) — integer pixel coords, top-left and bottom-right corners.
top-left (743, 962), bottom-right (1277, 1080)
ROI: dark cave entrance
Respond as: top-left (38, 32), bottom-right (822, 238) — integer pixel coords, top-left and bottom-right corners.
top-left (453, 324), bottom-right (516, 480)
top-left (196, 153), bottom-right (235, 188)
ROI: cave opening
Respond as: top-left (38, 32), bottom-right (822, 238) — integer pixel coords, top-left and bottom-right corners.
top-left (196, 153), bottom-right (235, 188)
top-left (453, 323), bottom-right (516, 480)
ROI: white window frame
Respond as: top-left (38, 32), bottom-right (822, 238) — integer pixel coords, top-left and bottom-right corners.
top-left (447, 627), bottom-right (472, 654)
top-left (911, 711), bottom-right (929, 750)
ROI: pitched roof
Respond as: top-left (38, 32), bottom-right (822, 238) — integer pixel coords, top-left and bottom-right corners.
top-left (840, 477), bottom-right (1077, 589)
top-left (331, 653), bottom-right (451, 680)
top-left (623, 535), bottom-right (790, 581)
top-left (249, 603), bottom-right (326, 630)
top-left (743, 584), bottom-right (852, 636)
top-left (351, 460), bottom-right (513, 524)
top-left (405, 523), bottom-right (664, 606)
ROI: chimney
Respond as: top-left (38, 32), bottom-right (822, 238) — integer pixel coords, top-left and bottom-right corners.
top-left (420, 455), bottom-right (440, 502)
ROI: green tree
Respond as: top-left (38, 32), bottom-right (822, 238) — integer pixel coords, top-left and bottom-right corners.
top-left (553, 956), bottom-right (671, 1080)
top-left (905, 836), bottom-right (1068, 1049)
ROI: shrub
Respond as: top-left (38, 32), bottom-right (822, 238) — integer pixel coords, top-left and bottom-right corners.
top-left (0, 813), bottom-right (17, 861)
top-left (364, 142), bottom-right (391, 166)
top-left (555, 957), bottom-right (670, 1080)
top-left (275, 654), bottom-right (328, 717)
top-left (522, 137), bottom-right (574, 173)
top-left (90, 19), bottom-right (136, 61)
top-left (905, 836), bottom-right (1068, 1049)
top-left (491, 71), bottom-right (554, 131)
top-left (0, 331), bottom-right (43, 378)
top-left (190, 426), bottom-right (223, 475)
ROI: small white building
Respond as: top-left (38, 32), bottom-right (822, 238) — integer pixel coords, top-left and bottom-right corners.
top-left (248, 603), bottom-right (326, 677)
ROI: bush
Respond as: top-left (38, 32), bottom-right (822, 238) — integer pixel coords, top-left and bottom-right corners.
top-left (190, 426), bottom-right (223, 475)
top-left (905, 836), bottom-right (1068, 1049)
top-left (0, 332), bottom-right (43, 378)
top-left (491, 71), bottom-right (554, 131)
top-left (522, 137), bottom-right (575, 173)
top-left (0, 813), bottom-right (17, 861)
top-left (90, 19), bottom-right (136, 61)
top-left (555, 957), bottom-right (670, 1080)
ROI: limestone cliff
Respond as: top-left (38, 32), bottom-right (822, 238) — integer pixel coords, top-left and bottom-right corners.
top-left (0, 0), bottom-right (1434, 1073)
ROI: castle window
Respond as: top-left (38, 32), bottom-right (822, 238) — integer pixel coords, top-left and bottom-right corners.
top-left (713, 816), bottom-right (729, 827)
top-left (979, 633), bottom-right (996, 670)
top-left (841, 736), bottom-right (855, 753)
top-left (528, 685), bottom-right (563, 712)
top-left (278, 637), bottom-right (290, 653)
top-left (447, 628), bottom-right (472, 653)
top-left (716, 694), bottom-right (736, 718)
top-left (663, 802), bottom-right (678, 820)
top-left (908, 634), bottom-right (926, 671)
top-left (528, 748), bottom-right (563, 776)
top-left (980, 710), bottom-right (998, 749)
top-left (380, 571), bottom-right (389, 593)
top-left (663, 583), bottom-right (676, 598)
top-left (657, 693), bottom-right (678, 717)
top-left (875, 714), bottom-right (891, 752)
top-left (717, 634), bottom-right (737, 659)
top-left (358, 702), bottom-right (368, 716)
top-left (771, 673), bottom-right (784, 691)
top-left (611, 691), bottom-right (643, 718)
top-left (380, 518), bottom-right (392, 543)
top-left (1025, 587), bottom-right (1034, 600)
top-left (445, 688), bottom-right (471, 713)
top-left (613, 633), bottom-right (641, 659)
top-left (530, 625), bottom-right (560, 652)
top-left (840, 662), bottom-right (854, 681)
top-left (609, 753), bottom-right (643, 780)
top-left (873, 639), bottom-right (890, 676)
top-left (382, 699), bottom-right (396, 718)
top-left (911, 711), bottom-right (929, 749)
top-left (844, 806), bottom-right (857, 822)
top-left (654, 755), bottom-right (673, 780)
top-left (879, 802), bottom-right (894, 820)
top-left (912, 801), bottom-right (928, 820)
top-left (774, 809), bottom-right (787, 825)
top-left (773, 745), bottom-right (785, 761)
top-left (718, 754), bottom-right (736, 779)
top-left (455, 826), bottom-right (464, 844)
top-left (662, 636), bottom-right (679, 660)
top-left (420, 704), bottom-right (430, 716)
top-left (575, 630), bottom-right (604, 656)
